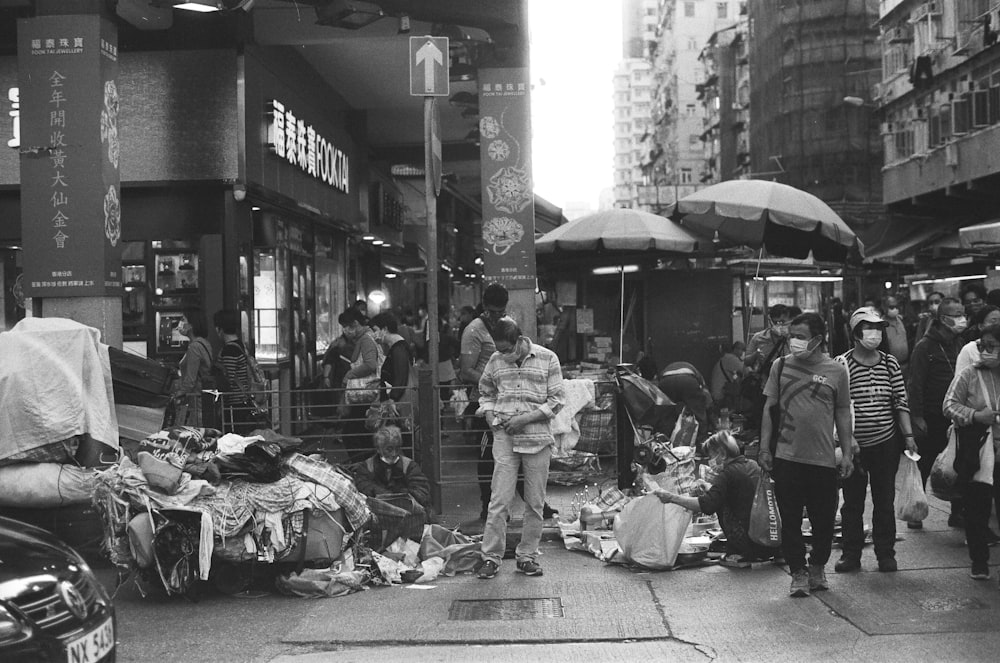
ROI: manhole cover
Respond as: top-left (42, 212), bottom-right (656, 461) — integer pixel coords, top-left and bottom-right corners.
top-left (919, 597), bottom-right (987, 613)
top-left (449, 598), bottom-right (564, 621)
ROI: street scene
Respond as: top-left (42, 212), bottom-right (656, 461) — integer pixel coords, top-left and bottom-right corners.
top-left (1, 0), bottom-right (1000, 662)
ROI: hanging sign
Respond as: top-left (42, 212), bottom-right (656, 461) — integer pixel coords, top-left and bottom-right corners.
top-left (18, 14), bottom-right (121, 297)
top-left (478, 68), bottom-right (535, 288)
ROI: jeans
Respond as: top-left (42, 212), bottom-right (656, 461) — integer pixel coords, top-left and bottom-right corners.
top-left (963, 472), bottom-right (1000, 566)
top-left (773, 458), bottom-right (839, 572)
top-left (465, 400), bottom-right (524, 511)
top-left (480, 434), bottom-right (551, 564)
top-left (840, 439), bottom-right (901, 561)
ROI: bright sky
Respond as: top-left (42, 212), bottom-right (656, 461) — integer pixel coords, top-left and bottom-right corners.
top-left (529, 0), bottom-right (622, 212)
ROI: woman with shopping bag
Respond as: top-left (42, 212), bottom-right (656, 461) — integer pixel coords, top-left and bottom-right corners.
top-left (832, 307), bottom-right (917, 574)
top-left (942, 323), bottom-right (1000, 581)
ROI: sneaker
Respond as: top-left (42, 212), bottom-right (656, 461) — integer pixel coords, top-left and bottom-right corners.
top-left (906, 521), bottom-right (923, 530)
top-left (789, 569), bottom-right (811, 597)
top-left (516, 559), bottom-right (543, 576)
top-left (948, 513), bottom-right (966, 528)
top-left (808, 564), bottom-right (829, 591)
top-left (877, 558), bottom-right (898, 573)
top-left (477, 560), bottom-right (499, 580)
top-left (970, 563), bottom-right (990, 580)
top-left (720, 554), bottom-right (751, 569)
top-left (834, 556), bottom-right (861, 573)
top-left (542, 504), bottom-right (559, 520)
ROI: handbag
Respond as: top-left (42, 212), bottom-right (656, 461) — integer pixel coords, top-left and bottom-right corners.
top-left (346, 337), bottom-right (385, 405)
top-left (748, 470), bottom-right (782, 548)
top-left (929, 426), bottom-right (960, 501)
top-left (895, 455), bottom-right (930, 522)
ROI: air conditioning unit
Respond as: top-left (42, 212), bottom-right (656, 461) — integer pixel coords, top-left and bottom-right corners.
top-left (945, 142), bottom-right (958, 167)
top-left (887, 26), bottom-right (912, 43)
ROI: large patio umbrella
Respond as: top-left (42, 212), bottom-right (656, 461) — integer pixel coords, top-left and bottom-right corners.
top-left (535, 208), bottom-right (702, 360)
top-left (676, 180), bottom-right (864, 262)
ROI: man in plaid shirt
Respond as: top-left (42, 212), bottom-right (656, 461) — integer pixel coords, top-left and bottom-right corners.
top-left (475, 317), bottom-right (564, 579)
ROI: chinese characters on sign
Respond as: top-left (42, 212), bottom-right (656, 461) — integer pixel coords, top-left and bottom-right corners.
top-left (267, 99), bottom-right (350, 193)
top-left (18, 14), bottom-right (121, 297)
top-left (477, 69), bottom-right (536, 288)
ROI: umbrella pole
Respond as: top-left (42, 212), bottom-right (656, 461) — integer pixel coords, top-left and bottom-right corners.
top-left (619, 264), bottom-right (625, 364)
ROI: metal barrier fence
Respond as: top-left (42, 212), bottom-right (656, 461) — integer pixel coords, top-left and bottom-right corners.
top-left (198, 368), bottom-right (624, 513)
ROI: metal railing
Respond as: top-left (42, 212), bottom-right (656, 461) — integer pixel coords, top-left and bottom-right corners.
top-left (197, 367), bottom-right (623, 513)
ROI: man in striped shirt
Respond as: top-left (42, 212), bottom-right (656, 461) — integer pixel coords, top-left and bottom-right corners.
top-left (475, 317), bottom-right (564, 580)
top-left (834, 306), bottom-right (917, 574)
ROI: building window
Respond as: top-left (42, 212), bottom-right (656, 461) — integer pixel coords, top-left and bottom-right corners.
top-left (686, 103), bottom-right (697, 116)
top-left (684, 2), bottom-right (695, 17)
top-left (680, 168), bottom-right (693, 183)
top-left (690, 134), bottom-right (702, 145)
top-left (717, 2), bottom-right (727, 18)
top-left (688, 37), bottom-right (699, 50)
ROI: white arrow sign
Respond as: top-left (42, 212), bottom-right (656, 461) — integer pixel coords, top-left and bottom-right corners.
top-left (415, 39), bottom-right (443, 94)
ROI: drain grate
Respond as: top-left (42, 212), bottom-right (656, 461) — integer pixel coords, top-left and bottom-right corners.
top-left (919, 597), bottom-right (987, 613)
top-left (449, 597), bottom-right (564, 621)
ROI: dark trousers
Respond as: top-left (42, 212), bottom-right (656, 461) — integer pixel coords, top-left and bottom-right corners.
top-left (773, 458), bottom-right (839, 572)
top-left (963, 474), bottom-right (1000, 566)
top-left (840, 439), bottom-right (901, 561)
top-left (916, 410), bottom-right (963, 518)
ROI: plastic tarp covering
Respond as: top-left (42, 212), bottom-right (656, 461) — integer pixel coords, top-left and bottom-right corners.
top-left (0, 317), bottom-right (119, 461)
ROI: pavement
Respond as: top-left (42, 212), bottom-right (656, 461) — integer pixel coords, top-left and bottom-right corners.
top-left (102, 441), bottom-right (1000, 663)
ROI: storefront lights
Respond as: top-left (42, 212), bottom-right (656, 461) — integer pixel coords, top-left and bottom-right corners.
top-left (371, 239), bottom-right (384, 246)
top-left (174, 2), bottom-right (220, 12)
top-left (592, 265), bottom-right (639, 275)
top-left (368, 290), bottom-right (387, 305)
top-left (910, 274), bottom-right (985, 286)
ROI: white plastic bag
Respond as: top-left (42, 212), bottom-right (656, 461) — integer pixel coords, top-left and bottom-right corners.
top-left (613, 494), bottom-right (691, 570)
top-left (896, 455), bottom-right (930, 522)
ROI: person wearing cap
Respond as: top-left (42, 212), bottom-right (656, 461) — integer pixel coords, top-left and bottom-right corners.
top-left (653, 431), bottom-right (777, 566)
top-left (833, 307), bottom-right (917, 574)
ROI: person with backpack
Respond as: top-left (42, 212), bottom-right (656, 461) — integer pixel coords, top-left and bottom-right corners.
top-left (833, 307), bottom-right (917, 574)
top-left (171, 307), bottom-right (213, 427)
top-left (212, 309), bottom-right (269, 434)
top-left (711, 341), bottom-right (745, 414)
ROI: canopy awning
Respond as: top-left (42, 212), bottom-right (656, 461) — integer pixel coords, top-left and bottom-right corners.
top-left (959, 219), bottom-right (1000, 249)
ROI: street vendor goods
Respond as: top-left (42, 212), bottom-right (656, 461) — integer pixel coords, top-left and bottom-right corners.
top-left (93, 427), bottom-right (373, 598)
top-left (614, 495), bottom-right (691, 570)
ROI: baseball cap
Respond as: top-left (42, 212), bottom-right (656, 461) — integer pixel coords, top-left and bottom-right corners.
top-left (849, 306), bottom-right (886, 331)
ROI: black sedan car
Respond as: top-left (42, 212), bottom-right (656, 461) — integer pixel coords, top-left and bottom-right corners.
top-left (0, 516), bottom-right (115, 662)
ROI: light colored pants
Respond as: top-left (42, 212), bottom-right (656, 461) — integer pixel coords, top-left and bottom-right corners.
top-left (480, 432), bottom-right (551, 565)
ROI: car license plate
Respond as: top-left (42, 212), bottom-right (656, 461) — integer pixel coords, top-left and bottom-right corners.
top-left (65, 617), bottom-right (114, 663)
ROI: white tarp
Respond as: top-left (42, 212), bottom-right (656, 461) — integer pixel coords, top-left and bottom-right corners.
top-left (0, 317), bottom-right (118, 460)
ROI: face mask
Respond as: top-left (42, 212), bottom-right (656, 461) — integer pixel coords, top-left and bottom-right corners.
top-left (379, 454), bottom-right (399, 465)
top-left (500, 337), bottom-right (527, 363)
top-left (980, 351), bottom-right (1000, 369)
top-left (772, 323), bottom-right (789, 337)
top-left (788, 337), bottom-right (813, 357)
top-left (943, 316), bottom-right (968, 334)
top-left (860, 329), bottom-right (882, 350)
top-left (886, 307), bottom-right (899, 319)
top-left (929, 302), bottom-right (940, 313)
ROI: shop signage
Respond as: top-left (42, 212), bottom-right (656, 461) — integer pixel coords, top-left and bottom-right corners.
top-left (7, 87), bottom-right (18, 148)
top-left (17, 14), bottom-right (121, 297)
top-left (478, 68), bottom-right (535, 288)
top-left (267, 99), bottom-right (349, 194)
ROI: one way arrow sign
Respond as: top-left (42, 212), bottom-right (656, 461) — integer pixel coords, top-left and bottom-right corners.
top-left (409, 36), bottom-right (449, 96)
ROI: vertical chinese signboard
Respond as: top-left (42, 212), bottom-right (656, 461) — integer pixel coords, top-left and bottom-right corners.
top-left (18, 15), bottom-right (121, 298)
top-left (478, 68), bottom-right (535, 288)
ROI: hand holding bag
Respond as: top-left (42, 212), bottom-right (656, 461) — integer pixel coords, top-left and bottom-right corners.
top-left (895, 454), bottom-right (930, 522)
top-left (929, 425), bottom-right (960, 501)
top-left (748, 470), bottom-right (782, 548)
top-left (613, 494), bottom-right (691, 570)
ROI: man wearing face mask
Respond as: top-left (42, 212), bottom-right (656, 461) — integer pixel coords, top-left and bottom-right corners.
top-left (882, 295), bottom-right (910, 369)
top-left (907, 296), bottom-right (966, 528)
top-left (833, 307), bottom-right (917, 573)
top-left (915, 292), bottom-right (944, 342)
top-left (742, 304), bottom-right (795, 430)
top-left (475, 317), bottom-right (564, 580)
top-left (759, 313), bottom-right (854, 597)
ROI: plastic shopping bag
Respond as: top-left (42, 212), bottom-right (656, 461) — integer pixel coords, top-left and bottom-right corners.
top-left (613, 494), bottom-right (691, 570)
top-left (748, 470), bottom-right (782, 548)
top-left (929, 426), bottom-right (960, 502)
top-left (896, 455), bottom-right (930, 522)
